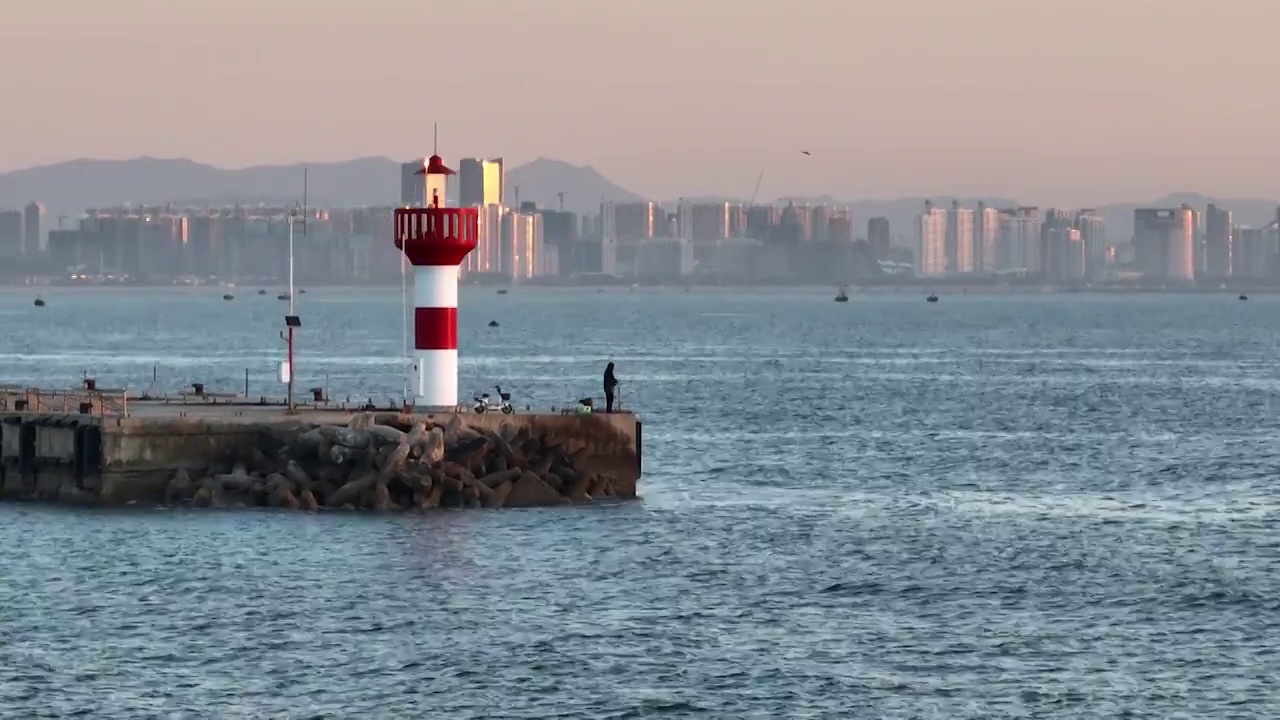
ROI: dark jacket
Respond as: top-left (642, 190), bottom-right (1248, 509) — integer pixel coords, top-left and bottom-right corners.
top-left (604, 363), bottom-right (617, 391)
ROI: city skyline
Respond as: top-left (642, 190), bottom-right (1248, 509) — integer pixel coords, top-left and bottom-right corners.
top-left (3, 1), bottom-right (1278, 207)
top-left (9, 185), bottom-right (1280, 288)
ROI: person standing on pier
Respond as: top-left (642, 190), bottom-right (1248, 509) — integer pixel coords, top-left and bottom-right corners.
top-left (603, 362), bottom-right (619, 413)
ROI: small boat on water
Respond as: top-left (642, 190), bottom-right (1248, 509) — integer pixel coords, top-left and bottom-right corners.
top-left (222, 293), bottom-right (235, 301)
top-left (497, 289), bottom-right (509, 295)
top-left (488, 320), bottom-right (499, 327)
top-left (834, 286), bottom-right (849, 303)
top-left (277, 293), bottom-right (290, 301)
top-left (33, 297), bottom-right (45, 307)
top-left (926, 293), bottom-right (939, 303)
top-left (299, 288), bottom-right (307, 295)
top-left (1239, 294), bottom-right (1249, 301)
top-left (258, 289), bottom-right (267, 295)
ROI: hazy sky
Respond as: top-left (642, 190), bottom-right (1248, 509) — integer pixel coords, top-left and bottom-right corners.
top-left (1, 0), bottom-right (1275, 205)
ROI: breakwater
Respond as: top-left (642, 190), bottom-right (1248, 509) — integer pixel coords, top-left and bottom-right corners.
top-left (0, 397), bottom-right (641, 511)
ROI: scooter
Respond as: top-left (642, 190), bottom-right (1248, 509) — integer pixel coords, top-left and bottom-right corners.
top-left (473, 385), bottom-right (515, 414)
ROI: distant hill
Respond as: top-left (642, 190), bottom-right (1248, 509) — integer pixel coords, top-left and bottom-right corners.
top-left (1, 158), bottom-right (1275, 244)
top-left (506, 157), bottom-right (643, 211)
top-left (0, 156), bottom-right (642, 217)
top-left (0, 157), bottom-right (395, 215)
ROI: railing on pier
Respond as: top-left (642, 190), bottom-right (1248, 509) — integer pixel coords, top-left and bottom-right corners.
top-left (0, 378), bottom-right (325, 419)
top-left (1, 369), bottom-right (494, 418)
top-left (0, 386), bottom-right (130, 417)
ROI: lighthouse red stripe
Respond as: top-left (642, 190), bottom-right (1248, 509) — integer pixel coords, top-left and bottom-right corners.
top-left (414, 307), bottom-right (458, 350)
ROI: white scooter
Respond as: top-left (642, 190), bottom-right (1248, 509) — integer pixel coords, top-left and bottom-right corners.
top-left (473, 385), bottom-right (515, 414)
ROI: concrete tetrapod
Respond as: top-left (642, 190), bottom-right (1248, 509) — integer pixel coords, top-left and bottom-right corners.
top-left (161, 412), bottom-right (630, 511)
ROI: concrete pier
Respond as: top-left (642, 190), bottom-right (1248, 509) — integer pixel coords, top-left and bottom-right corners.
top-left (0, 388), bottom-right (642, 510)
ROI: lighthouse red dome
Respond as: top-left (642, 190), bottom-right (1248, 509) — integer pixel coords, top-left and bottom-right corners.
top-left (417, 154), bottom-right (455, 176)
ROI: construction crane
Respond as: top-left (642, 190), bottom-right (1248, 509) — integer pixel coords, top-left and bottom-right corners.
top-left (748, 169), bottom-right (765, 207)
top-left (1266, 205), bottom-right (1280, 232)
top-left (557, 191), bottom-right (566, 212)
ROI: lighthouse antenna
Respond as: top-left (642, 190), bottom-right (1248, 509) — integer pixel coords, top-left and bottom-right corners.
top-left (433, 122), bottom-right (438, 155)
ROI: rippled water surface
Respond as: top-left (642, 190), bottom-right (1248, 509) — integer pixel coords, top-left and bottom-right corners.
top-left (2, 287), bottom-right (1279, 718)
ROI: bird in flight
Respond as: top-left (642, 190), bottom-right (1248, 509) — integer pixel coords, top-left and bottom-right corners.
top-left (801, 150), bottom-right (812, 156)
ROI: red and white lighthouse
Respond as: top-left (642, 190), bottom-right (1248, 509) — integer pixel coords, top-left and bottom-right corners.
top-left (394, 152), bottom-right (478, 409)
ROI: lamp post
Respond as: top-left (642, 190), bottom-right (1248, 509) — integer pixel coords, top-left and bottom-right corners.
top-left (284, 205), bottom-right (300, 413)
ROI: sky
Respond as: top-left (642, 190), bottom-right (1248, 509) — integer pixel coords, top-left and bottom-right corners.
top-left (1, 0), bottom-right (1275, 206)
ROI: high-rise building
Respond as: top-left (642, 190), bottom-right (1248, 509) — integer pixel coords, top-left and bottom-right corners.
top-left (774, 202), bottom-right (805, 244)
top-left (975, 203), bottom-right (999, 273)
top-left (458, 158), bottom-right (504, 208)
top-left (827, 210), bottom-right (854, 243)
top-left (809, 205), bottom-right (831, 242)
top-left (483, 159), bottom-right (503, 207)
top-left (1040, 209), bottom-right (1074, 276)
top-left (1203, 203), bottom-right (1233, 278)
top-left (463, 159), bottom-right (486, 206)
top-left (0, 209), bottom-right (22, 261)
top-left (687, 202), bottom-right (731, 241)
top-left (1233, 226), bottom-right (1270, 278)
top-left (1045, 227), bottom-right (1085, 282)
top-left (559, 235), bottom-right (617, 276)
top-left (471, 204), bottom-right (508, 274)
top-left (746, 205), bottom-right (779, 241)
top-left (791, 203), bottom-right (814, 242)
top-left (946, 200), bottom-right (975, 273)
top-left (997, 207), bottom-right (1042, 273)
top-left (23, 202), bottom-right (44, 255)
top-left (1074, 209), bottom-right (1107, 279)
top-left (538, 210), bottom-right (578, 243)
top-left (728, 204), bottom-right (748, 237)
top-left (454, 158), bottom-right (504, 275)
top-left (916, 201), bottom-right (947, 277)
top-left (500, 210), bottom-right (546, 280)
top-left (47, 229), bottom-right (82, 270)
top-left (867, 216), bottom-right (890, 261)
top-left (400, 159), bottom-right (426, 207)
top-left (1133, 206), bottom-right (1195, 280)
top-left (607, 202), bottom-right (659, 239)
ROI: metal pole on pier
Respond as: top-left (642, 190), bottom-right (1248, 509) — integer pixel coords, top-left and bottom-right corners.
top-left (285, 205), bottom-right (300, 414)
top-left (401, 251), bottom-right (409, 404)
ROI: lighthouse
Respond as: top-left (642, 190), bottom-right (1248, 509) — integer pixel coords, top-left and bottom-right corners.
top-left (394, 150), bottom-right (478, 409)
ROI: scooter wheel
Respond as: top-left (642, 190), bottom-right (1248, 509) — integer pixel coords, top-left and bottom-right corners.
top-left (473, 405), bottom-right (486, 414)
top-left (501, 404), bottom-right (514, 414)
